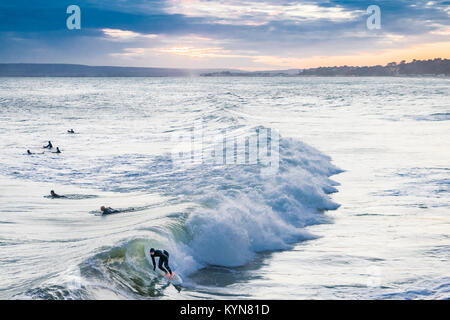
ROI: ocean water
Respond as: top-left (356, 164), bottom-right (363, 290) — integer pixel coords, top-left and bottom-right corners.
top-left (0, 77), bottom-right (448, 300)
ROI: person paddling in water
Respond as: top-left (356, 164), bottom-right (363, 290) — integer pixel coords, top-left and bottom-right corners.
top-left (27, 150), bottom-right (43, 155)
top-left (43, 141), bottom-right (53, 149)
top-left (50, 190), bottom-right (64, 198)
top-left (100, 206), bottom-right (119, 215)
top-left (150, 248), bottom-right (174, 279)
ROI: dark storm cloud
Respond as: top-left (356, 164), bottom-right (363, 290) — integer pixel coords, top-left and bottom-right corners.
top-left (0, 0), bottom-right (448, 66)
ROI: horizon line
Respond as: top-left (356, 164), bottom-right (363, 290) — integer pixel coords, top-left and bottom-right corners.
top-left (1, 57), bottom-right (448, 72)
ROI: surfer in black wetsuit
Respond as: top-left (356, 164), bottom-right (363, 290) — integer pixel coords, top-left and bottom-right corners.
top-left (100, 206), bottom-right (135, 215)
top-left (43, 141), bottom-right (53, 149)
top-left (68, 129), bottom-right (75, 134)
top-left (54, 147), bottom-right (61, 154)
top-left (150, 248), bottom-right (174, 279)
top-left (100, 206), bottom-right (119, 215)
top-left (27, 150), bottom-right (43, 155)
top-left (50, 190), bottom-right (64, 198)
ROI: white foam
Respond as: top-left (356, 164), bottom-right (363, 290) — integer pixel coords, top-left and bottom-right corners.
top-left (175, 136), bottom-right (341, 268)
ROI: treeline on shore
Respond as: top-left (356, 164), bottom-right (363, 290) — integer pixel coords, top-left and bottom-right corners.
top-left (298, 58), bottom-right (450, 76)
top-left (202, 58), bottom-right (450, 77)
top-left (1, 59), bottom-right (448, 77)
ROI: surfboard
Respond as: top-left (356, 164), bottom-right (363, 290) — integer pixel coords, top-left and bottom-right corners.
top-left (155, 269), bottom-right (183, 286)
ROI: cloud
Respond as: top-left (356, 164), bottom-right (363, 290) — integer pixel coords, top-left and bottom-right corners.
top-left (156, 46), bottom-right (224, 58)
top-left (110, 47), bottom-right (149, 57)
top-left (0, 0), bottom-right (449, 68)
top-left (164, 0), bottom-right (362, 25)
top-left (102, 28), bottom-right (158, 41)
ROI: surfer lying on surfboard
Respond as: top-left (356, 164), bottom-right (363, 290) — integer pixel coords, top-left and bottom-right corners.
top-left (150, 248), bottom-right (174, 280)
top-left (100, 206), bottom-right (120, 215)
top-left (50, 190), bottom-right (65, 198)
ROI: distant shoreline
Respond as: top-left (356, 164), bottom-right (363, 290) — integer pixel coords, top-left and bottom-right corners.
top-left (201, 74), bottom-right (450, 78)
top-left (1, 59), bottom-right (449, 77)
top-left (202, 59), bottom-right (450, 77)
top-left (0, 75), bottom-right (448, 79)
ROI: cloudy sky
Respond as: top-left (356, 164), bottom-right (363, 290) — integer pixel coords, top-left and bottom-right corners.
top-left (0, 0), bottom-right (449, 70)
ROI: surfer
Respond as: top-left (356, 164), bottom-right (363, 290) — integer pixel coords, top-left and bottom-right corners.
top-left (99, 206), bottom-right (135, 215)
top-left (27, 150), bottom-right (43, 155)
top-left (54, 147), bottom-right (61, 154)
top-left (100, 206), bottom-right (120, 215)
top-left (43, 141), bottom-right (53, 149)
top-left (68, 129), bottom-right (75, 134)
top-left (150, 248), bottom-right (174, 279)
top-left (50, 190), bottom-right (64, 198)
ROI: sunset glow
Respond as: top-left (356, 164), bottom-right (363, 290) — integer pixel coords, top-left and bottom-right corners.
top-left (1, 0), bottom-right (449, 69)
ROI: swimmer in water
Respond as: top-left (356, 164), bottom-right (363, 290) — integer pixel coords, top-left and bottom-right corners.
top-left (100, 206), bottom-right (120, 215)
top-left (68, 129), bottom-right (75, 134)
top-left (43, 141), bottom-right (53, 149)
top-left (50, 190), bottom-right (65, 198)
top-left (27, 150), bottom-right (43, 155)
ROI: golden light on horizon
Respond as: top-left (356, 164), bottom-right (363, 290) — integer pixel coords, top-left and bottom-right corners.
top-left (150, 40), bottom-right (450, 70)
top-left (102, 28), bottom-right (158, 40)
top-left (157, 46), bottom-right (226, 58)
top-left (248, 41), bottom-right (450, 70)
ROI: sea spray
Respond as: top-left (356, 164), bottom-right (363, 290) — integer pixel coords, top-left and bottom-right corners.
top-left (180, 136), bottom-right (341, 267)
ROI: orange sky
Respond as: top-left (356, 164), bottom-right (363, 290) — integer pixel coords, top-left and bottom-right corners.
top-left (251, 41), bottom-right (450, 70)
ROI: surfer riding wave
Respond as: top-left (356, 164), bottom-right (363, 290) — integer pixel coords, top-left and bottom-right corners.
top-left (150, 248), bottom-right (174, 280)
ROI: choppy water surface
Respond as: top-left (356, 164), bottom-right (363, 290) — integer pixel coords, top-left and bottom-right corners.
top-left (0, 77), bottom-right (448, 299)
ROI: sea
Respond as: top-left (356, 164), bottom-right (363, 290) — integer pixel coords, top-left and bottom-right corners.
top-left (0, 76), bottom-right (448, 299)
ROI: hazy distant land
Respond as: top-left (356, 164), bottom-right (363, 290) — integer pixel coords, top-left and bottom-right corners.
top-left (0, 59), bottom-right (448, 77)
top-left (203, 59), bottom-right (450, 77)
top-left (0, 64), bottom-right (234, 77)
